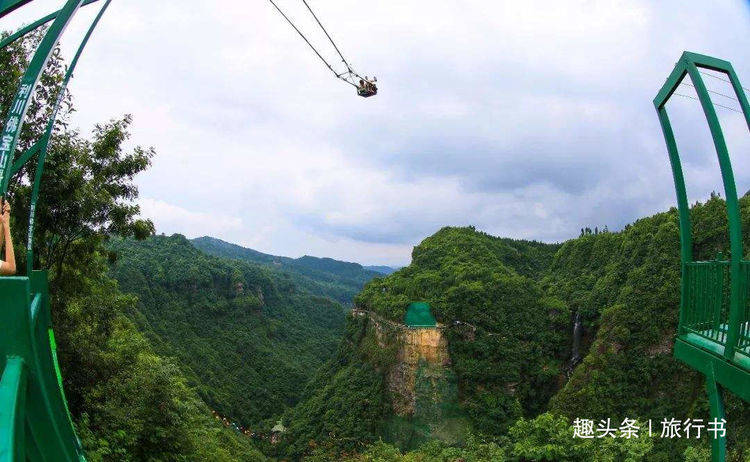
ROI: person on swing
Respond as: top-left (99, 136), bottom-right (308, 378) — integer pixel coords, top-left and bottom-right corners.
top-left (0, 200), bottom-right (16, 275)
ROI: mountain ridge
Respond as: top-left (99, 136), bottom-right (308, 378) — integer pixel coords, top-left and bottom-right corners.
top-left (191, 236), bottom-right (390, 305)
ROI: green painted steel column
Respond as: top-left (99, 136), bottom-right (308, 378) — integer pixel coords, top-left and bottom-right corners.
top-left (0, 0), bottom-right (84, 196)
top-left (654, 62), bottom-right (693, 336)
top-left (657, 104), bottom-right (692, 265)
top-left (26, 0), bottom-right (114, 276)
top-left (0, 0), bottom-right (33, 18)
top-left (683, 54), bottom-right (743, 360)
top-left (0, 358), bottom-right (27, 462)
top-left (0, 275), bottom-right (86, 460)
top-left (706, 369), bottom-right (726, 462)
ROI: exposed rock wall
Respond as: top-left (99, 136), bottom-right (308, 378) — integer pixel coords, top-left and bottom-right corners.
top-left (352, 308), bottom-right (451, 415)
top-left (351, 308), bottom-right (468, 449)
top-left (389, 327), bottom-right (450, 416)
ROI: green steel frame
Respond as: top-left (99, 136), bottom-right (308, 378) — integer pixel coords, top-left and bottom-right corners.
top-left (0, 1), bottom-right (109, 460)
top-left (654, 51), bottom-right (750, 462)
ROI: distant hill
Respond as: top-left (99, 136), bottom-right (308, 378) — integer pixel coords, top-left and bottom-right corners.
top-left (191, 236), bottom-right (383, 305)
top-left (364, 265), bottom-right (398, 275)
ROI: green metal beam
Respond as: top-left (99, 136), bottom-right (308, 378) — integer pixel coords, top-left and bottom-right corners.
top-left (0, 274), bottom-right (85, 461)
top-left (706, 369), bottom-right (727, 462)
top-left (681, 55), bottom-right (743, 359)
top-left (0, 10), bottom-right (57, 49)
top-left (7, 141), bottom-right (39, 179)
top-left (0, 0), bottom-right (84, 196)
top-left (0, 0), bottom-right (32, 18)
top-left (654, 59), bottom-right (687, 110)
top-left (674, 338), bottom-right (750, 402)
top-left (0, 0), bottom-right (101, 50)
top-left (654, 62), bottom-right (694, 337)
top-left (26, 0), bottom-right (113, 276)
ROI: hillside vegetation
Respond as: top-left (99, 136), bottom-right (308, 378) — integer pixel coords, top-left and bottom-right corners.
top-left (279, 197), bottom-right (750, 461)
top-left (109, 234), bottom-right (347, 427)
top-left (356, 229), bottom-right (566, 430)
top-left (546, 195), bottom-right (750, 461)
top-left (1, 30), bottom-right (267, 460)
top-left (278, 230), bottom-right (567, 459)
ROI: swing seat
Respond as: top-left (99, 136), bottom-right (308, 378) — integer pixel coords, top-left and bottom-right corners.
top-left (357, 85), bottom-right (377, 97)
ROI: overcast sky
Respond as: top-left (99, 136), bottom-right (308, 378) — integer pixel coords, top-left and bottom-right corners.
top-left (4, 1), bottom-right (750, 266)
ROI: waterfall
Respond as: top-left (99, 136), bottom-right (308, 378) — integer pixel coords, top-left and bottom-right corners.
top-left (571, 311), bottom-right (582, 364)
top-left (566, 311), bottom-right (583, 378)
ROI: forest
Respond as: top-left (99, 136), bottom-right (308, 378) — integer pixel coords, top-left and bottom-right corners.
top-left (191, 236), bottom-right (385, 305)
top-left (277, 209), bottom-right (750, 461)
top-left (1, 26), bottom-right (749, 462)
top-left (109, 234), bottom-right (348, 427)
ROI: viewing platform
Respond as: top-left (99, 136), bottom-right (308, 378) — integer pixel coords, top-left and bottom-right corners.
top-left (655, 51), bottom-right (750, 461)
top-left (674, 259), bottom-right (750, 401)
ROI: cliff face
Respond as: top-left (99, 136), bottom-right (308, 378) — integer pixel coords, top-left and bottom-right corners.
top-left (352, 309), bottom-right (467, 449)
top-left (385, 322), bottom-right (451, 416)
top-left (402, 328), bottom-right (450, 365)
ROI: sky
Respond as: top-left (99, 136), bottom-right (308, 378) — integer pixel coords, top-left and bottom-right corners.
top-left (3, 0), bottom-right (750, 266)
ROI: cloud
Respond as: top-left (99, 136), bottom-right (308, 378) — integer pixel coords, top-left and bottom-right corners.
top-left (138, 198), bottom-right (243, 238)
top-left (3, 0), bottom-right (748, 266)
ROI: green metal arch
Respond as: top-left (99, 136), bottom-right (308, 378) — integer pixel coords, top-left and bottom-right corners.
top-left (0, 0), bottom-right (84, 195)
top-left (0, 0), bottom-right (100, 50)
top-left (25, 0), bottom-right (113, 275)
top-left (0, 1), bottom-right (113, 460)
top-left (654, 51), bottom-right (750, 462)
top-left (0, 1), bottom-right (34, 19)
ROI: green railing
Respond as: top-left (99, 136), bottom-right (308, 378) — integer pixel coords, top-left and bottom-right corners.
top-left (0, 273), bottom-right (86, 461)
top-left (736, 263), bottom-right (750, 360)
top-left (680, 260), bottom-right (750, 363)
top-left (681, 260), bottom-right (730, 344)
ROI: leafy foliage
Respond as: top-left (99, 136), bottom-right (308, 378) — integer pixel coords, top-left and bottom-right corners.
top-left (341, 436), bottom-right (506, 462)
top-left (507, 413), bottom-right (653, 462)
top-left (355, 227), bottom-right (566, 432)
top-left (279, 316), bottom-right (391, 460)
top-left (56, 267), bottom-right (265, 461)
top-left (109, 234), bottom-right (346, 427)
top-left (338, 414), bottom-right (651, 462)
top-left (1, 29), bottom-right (265, 460)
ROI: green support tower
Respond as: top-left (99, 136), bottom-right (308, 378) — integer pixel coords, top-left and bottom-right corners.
top-left (0, 0), bottom-right (113, 460)
top-left (654, 51), bottom-right (750, 462)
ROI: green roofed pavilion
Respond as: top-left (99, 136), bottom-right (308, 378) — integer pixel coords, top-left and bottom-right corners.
top-left (405, 302), bottom-right (437, 328)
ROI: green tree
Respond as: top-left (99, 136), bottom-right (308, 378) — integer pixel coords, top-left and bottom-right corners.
top-left (1, 26), bottom-right (264, 460)
top-left (508, 413), bottom-right (653, 462)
